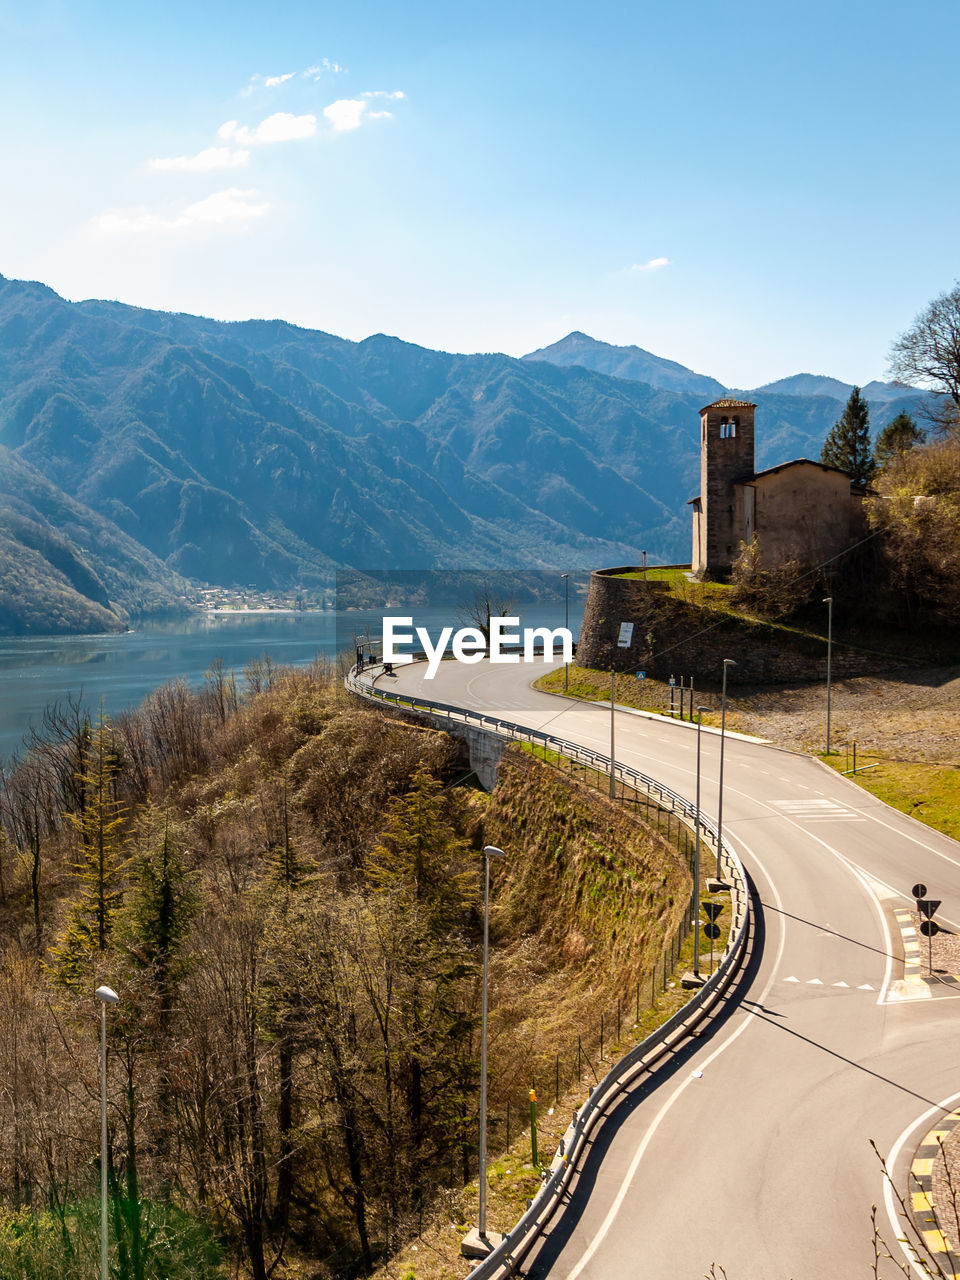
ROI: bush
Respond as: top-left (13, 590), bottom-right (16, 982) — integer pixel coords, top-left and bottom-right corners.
top-left (0, 1198), bottom-right (225, 1280)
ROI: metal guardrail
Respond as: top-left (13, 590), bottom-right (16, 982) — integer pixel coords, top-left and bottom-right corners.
top-left (346, 666), bottom-right (751, 1277)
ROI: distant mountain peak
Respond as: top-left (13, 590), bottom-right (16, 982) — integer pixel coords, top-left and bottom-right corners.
top-left (522, 332), bottom-right (726, 399)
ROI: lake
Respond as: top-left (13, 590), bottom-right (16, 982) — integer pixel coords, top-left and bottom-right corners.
top-left (0, 604), bottom-right (583, 762)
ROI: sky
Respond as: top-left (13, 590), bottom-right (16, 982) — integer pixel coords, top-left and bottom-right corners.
top-left (1, 0), bottom-right (958, 388)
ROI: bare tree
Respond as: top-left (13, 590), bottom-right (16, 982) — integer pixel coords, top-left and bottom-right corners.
top-left (889, 283), bottom-right (960, 433)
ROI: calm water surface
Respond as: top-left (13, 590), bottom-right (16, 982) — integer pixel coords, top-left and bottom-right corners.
top-left (0, 605), bottom-right (582, 761)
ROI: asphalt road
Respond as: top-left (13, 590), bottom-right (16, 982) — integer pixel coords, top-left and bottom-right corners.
top-left (374, 657), bottom-right (960, 1279)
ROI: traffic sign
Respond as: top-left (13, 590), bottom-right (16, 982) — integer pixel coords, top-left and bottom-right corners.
top-left (703, 922), bottom-right (721, 939)
top-left (702, 901), bottom-right (724, 921)
top-left (637, 671), bottom-right (646, 680)
top-left (917, 899), bottom-right (941, 919)
top-left (912, 882), bottom-right (928, 900)
top-left (669, 674), bottom-right (676, 687)
top-left (920, 920), bottom-right (941, 937)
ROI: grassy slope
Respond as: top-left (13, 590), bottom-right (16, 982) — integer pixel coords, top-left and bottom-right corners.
top-left (819, 753), bottom-right (960, 843)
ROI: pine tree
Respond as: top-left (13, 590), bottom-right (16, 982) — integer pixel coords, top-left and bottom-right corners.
top-left (821, 386), bottom-right (875, 486)
top-left (367, 765), bottom-right (476, 932)
top-left (50, 715), bottom-right (129, 987)
top-left (873, 411), bottom-right (925, 472)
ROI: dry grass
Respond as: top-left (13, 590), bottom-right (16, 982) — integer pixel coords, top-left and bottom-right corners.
top-left (368, 906), bottom-right (732, 1280)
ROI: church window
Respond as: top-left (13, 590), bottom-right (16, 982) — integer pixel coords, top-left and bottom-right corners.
top-left (720, 417), bottom-right (738, 439)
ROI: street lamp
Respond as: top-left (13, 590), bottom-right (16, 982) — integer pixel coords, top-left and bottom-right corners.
top-left (609, 668), bottom-right (616, 799)
top-left (716, 659), bottom-right (736, 885)
top-left (694, 705), bottom-right (710, 977)
top-left (479, 846), bottom-right (505, 1244)
top-left (95, 985), bottom-right (119, 1280)
top-left (561, 574), bottom-right (570, 693)
top-left (823, 596), bottom-right (833, 754)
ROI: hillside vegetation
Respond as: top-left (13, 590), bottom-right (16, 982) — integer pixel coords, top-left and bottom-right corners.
top-left (0, 274), bottom-right (930, 634)
top-left (0, 661), bottom-right (688, 1279)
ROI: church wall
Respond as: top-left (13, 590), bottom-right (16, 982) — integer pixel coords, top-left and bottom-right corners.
top-left (746, 465), bottom-right (867, 567)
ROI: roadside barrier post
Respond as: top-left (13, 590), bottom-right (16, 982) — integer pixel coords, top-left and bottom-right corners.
top-left (529, 1089), bottom-right (539, 1169)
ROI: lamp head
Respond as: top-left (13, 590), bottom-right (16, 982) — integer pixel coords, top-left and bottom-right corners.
top-left (723, 659), bottom-right (737, 668)
top-left (482, 845), bottom-right (506, 861)
top-left (95, 985), bottom-right (119, 1005)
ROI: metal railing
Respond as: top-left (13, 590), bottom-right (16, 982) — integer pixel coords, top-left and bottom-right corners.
top-left (346, 666), bottom-right (751, 1276)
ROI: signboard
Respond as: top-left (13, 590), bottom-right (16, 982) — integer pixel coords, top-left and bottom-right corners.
top-left (617, 622), bottom-right (634, 648)
top-left (637, 671), bottom-right (646, 681)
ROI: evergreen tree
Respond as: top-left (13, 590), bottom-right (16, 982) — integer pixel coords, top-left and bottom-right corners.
top-left (50, 715), bottom-right (128, 987)
top-left (367, 765), bottom-right (476, 932)
top-left (123, 822), bottom-right (200, 1014)
top-left (873, 410), bottom-right (926, 472)
top-left (821, 386), bottom-right (875, 486)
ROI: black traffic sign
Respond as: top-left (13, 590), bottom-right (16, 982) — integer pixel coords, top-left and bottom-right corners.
top-left (702, 901), bottom-right (724, 921)
top-left (703, 922), bottom-right (721, 939)
top-left (917, 899), bottom-right (941, 920)
top-left (920, 920), bottom-right (941, 937)
top-left (912, 882), bottom-right (928, 900)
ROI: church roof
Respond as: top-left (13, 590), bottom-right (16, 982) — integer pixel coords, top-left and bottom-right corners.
top-left (744, 457), bottom-right (854, 482)
top-left (700, 397), bottom-right (758, 413)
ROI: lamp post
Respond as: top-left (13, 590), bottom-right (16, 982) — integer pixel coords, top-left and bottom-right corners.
top-left (561, 574), bottom-right (569, 693)
top-left (95, 985), bottom-right (119, 1280)
top-left (694, 705), bottom-right (710, 977)
top-left (716, 659), bottom-right (736, 884)
top-left (823, 596), bottom-right (833, 754)
top-left (609, 669), bottom-right (616, 799)
top-left (479, 846), bottom-right (505, 1243)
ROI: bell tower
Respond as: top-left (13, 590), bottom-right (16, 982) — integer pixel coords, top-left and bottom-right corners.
top-left (693, 398), bottom-right (756, 577)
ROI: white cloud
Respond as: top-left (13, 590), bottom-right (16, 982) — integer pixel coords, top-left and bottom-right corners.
top-left (149, 146), bottom-right (249, 172)
top-left (323, 98), bottom-right (367, 132)
top-left (631, 257), bottom-right (671, 272)
top-left (304, 59), bottom-right (345, 78)
top-left (96, 187), bottom-right (269, 234)
top-left (264, 71), bottom-right (295, 88)
top-left (218, 112), bottom-right (317, 145)
top-left (323, 93), bottom-right (404, 132)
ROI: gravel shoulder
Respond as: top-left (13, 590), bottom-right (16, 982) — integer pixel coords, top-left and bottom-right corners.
top-left (725, 664), bottom-right (960, 764)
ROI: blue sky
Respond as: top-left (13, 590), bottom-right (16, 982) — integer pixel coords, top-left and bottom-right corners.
top-left (1, 0), bottom-right (957, 386)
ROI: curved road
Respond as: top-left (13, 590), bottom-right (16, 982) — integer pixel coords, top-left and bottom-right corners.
top-left (375, 658), bottom-right (960, 1279)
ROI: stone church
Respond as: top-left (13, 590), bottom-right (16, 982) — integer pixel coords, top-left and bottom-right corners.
top-left (689, 398), bottom-right (867, 578)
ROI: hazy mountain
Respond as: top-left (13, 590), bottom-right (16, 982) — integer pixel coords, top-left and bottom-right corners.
top-left (0, 276), bottom-right (932, 635)
top-left (522, 332), bottom-right (726, 399)
top-left (0, 444), bottom-right (189, 634)
top-left (751, 372), bottom-right (912, 401)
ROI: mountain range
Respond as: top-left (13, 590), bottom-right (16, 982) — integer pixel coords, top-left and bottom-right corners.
top-left (0, 273), bottom-right (928, 634)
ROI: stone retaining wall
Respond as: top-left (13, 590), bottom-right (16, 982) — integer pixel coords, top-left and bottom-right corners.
top-left (577, 567), bottom-right (908, 685)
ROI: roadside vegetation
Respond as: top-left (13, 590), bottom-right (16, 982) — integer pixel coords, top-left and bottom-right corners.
top-left (0, 660), bottom-right (693, 1279)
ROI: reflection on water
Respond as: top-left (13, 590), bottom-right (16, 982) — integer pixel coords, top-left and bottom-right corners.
top-left (0, 604), bottom-right (582, 762)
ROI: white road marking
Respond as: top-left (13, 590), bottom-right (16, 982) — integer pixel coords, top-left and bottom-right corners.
top-left (771, 798), bottom-right (866, 822)
top-left (563, 833), bottom-right (787, 1280)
